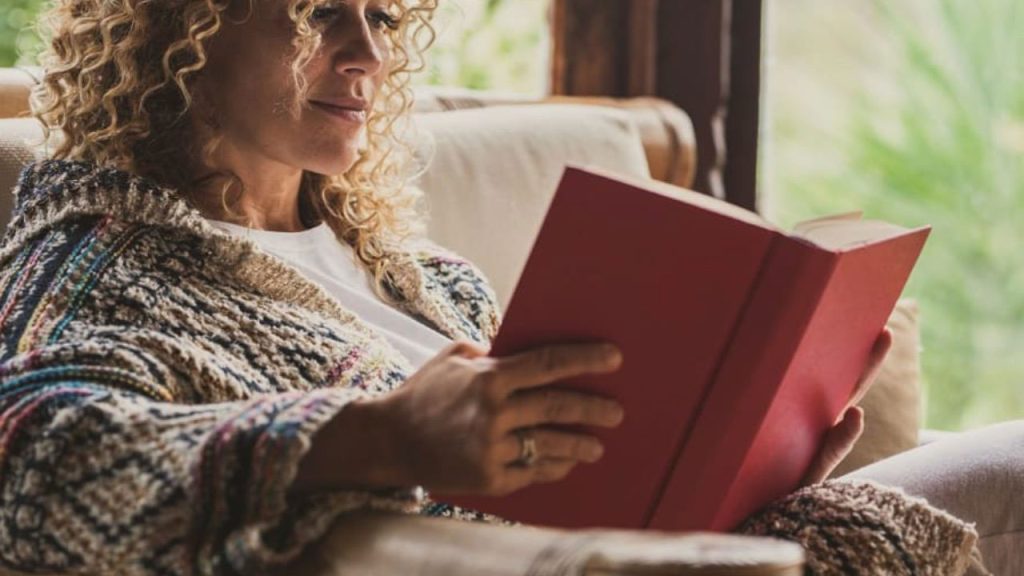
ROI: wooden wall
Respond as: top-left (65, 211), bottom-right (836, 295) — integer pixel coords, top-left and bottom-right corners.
top-left (551, 0), bottom-right (763, 211)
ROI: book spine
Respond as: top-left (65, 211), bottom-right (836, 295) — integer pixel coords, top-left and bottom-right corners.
top-left (647, 236), bottom-right (839, 531)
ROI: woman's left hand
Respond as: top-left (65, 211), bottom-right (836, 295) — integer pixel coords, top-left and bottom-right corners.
top-left (800, 327), bottom-right (893, 486)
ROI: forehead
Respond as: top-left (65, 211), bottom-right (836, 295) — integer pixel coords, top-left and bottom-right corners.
top-left (256, 0), bottom-right (398, 7)
top-left (243, 0), bottom-right (398, 17)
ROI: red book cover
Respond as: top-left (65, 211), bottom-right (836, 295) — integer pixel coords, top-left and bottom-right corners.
top-left (443, 166), bottom-right (929, 531)
top-left (650, 226), bottom-right (929, 531)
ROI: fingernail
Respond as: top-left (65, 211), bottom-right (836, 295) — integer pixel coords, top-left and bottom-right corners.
top-left (834, 407), bottom-right (852, 426)
top-left (590, 443), bottom-right (605, 461)
top-left (604, 345), bottom-right (623, 367)
top-left (610, 403), bottom-right (625, 424)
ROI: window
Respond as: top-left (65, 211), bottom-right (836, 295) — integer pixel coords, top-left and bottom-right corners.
top-left (416, 0), bottom-right (550, 94)
top-left (764, 0), bottom-right (1024, 430)
top-left (0, 0), bottom-right (44, 66)
top-left (0, 0), bottom-right (553, 90)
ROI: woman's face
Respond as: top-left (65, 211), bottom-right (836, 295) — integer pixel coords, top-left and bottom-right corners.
top-left (199, 0), bottom-right (396, 177)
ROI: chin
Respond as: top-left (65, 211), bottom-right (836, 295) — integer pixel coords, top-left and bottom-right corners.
top-left (305, 149), bottom-right (360, 178)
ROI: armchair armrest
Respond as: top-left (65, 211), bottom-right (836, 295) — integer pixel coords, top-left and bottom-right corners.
top-left (278, 511), bottom-right (804, 576)
top-left (918, 428), bottom-right (959, 446)
top-left (0, 68), bottom-right (38, 119)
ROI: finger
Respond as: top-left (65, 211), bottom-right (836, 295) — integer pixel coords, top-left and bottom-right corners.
top-left (496, 459), bottom-right (579, 493)
top-left (529, 459), bottom-right (578, 484)
top-left (494, 343), bottom-right (623, 396)
top-left (495, 429), bottom-right (605, 465)
top-left (420, 341), bottom-right (491, 373)
top-left (501, 389), bottom-right (624, 430)
top-left (442, 339), bottom-right (491, 360)
top-left (848, 328), bottom-right (893, 408)
top-left (499, 466), bottom-right (537, 494)
top-left (802, 406), bottom-right (865, 486)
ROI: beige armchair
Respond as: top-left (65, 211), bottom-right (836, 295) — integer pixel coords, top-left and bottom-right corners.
top-left (0, 66), bottom-right (926, 575)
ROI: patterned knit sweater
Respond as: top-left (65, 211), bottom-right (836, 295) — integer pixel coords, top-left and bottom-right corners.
top-left (0, 160), bottom-right (501, 575)
top-left (0, 160), bottom-right (981, 575)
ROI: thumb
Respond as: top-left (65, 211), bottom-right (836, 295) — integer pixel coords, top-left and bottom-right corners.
top-left (802, 406), bottom-right (865, 486)
top-left (444, 339), bottom-right (491, 359)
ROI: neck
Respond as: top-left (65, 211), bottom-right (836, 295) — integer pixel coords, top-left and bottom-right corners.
top-left (193, 148), bottom-right (308, 232)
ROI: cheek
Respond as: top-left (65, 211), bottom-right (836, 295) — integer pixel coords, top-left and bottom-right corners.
top-left (202, 18), bottom-right (299, 135)
top-left (207, 56), bottom-right (309, 157)
top-left (376, 39), bottom-right (393, 89)
top-left (288, 111), bottom-right (366, 175)
top-left (222, 57), bottom-right (295, 120)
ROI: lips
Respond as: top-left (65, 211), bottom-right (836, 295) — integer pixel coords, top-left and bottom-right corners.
top-left (309, 99), bottom-right (368, 123)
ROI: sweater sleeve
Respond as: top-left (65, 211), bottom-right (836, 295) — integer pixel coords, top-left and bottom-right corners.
top-left (0, 377), bottom-right (423, 576)
top-left (409, 239), bottom-right (503, 346)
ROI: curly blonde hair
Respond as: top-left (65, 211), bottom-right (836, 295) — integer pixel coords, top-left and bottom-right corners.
top-left (33, 0), bottom-right (438, 302)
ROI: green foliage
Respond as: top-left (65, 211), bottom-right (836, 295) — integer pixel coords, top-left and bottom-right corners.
top-left (769, 0), bottom-right (1024, 430)
top-left (0, 0), bottom-right (46, 67)
top-left (0, 0), bottom-right (550, 87)
top-left (417, 0), bottom-right (548, 94)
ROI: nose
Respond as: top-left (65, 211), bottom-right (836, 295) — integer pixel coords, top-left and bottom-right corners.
top-left (333, 19), bottom-right (385, 78)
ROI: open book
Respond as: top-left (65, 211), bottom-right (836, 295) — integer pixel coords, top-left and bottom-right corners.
top-left (445, 166), bottom-right (930, 531)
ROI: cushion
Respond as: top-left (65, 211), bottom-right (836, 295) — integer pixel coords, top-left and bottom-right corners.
top-left (413, 104), bottom-right (650, 308)
top-left (832, 299), bottom-right (922, 476)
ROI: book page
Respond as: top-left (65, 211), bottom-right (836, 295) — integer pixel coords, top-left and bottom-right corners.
top-left (792, 211), bottom-right (863, 233)
top-left (792, 217), bottom-right (914, 250)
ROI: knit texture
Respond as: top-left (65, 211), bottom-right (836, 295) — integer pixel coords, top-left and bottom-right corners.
top-left (738, 479), bottom-right (980, 575)
top-left (0, 160), bottom-right (500, 575)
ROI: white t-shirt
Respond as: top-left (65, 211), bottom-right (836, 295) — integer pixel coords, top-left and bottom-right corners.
top-left (208, 220), bottom-right (452, 371)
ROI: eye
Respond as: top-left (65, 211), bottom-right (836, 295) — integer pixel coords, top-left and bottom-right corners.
top-left (310, 5), bottom-right (341, 24)
top-left (367, 10), bottom-right (399, 31)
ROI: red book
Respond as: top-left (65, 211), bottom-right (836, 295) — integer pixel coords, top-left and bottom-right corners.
top-left (445, 166), bottom-right (930, 531)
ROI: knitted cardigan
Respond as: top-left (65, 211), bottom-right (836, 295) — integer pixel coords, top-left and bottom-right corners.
top-left (0, 160), bottom-right (979, 576)
top-left (0, 159), bottom-right (501, 575)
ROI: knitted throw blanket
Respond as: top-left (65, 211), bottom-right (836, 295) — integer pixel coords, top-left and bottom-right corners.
top-left (739, 479), bottom-right (981, 575)
top-left (0, 161), bottom-right (979, 575)
top-left (0, 160), bottom-right (500, 575)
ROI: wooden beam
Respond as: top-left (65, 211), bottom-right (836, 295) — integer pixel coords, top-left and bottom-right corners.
top-left (655, 0), bottom-right (729, 201)
top-left (551, 0), bottom-right (763, 210)
top-left (723, 0), bottom-right (763, 212)
top-left (627, 0), bottom-right (659, 96)
top-left (550, 0), bottom-right (629, 96)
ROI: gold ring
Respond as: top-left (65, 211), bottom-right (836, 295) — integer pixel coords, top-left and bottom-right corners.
top-left (515, 429), bottom-right (538, 467)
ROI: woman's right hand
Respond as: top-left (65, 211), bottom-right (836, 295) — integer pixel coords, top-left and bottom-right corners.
top-left (374, 340), bottom-right (625, 497)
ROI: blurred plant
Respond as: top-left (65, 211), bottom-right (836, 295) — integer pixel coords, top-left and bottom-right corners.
top-left (0, 0), bottom-right (46, 67)
top-left (418, 0), bottom-right (549, 94)
top-left (1, 0), bottom-right (550, 92)
top-left (770, 0), bottom-right (1024, 430)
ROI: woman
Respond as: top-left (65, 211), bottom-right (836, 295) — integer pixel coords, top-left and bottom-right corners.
top-left (0, 0), bottom-right (999, 574)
